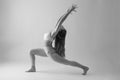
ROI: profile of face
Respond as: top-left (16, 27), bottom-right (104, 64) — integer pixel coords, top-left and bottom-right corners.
top-left (60, 25), bottom-right (65, 30)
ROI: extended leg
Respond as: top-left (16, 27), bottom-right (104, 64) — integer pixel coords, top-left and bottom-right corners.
top-left (49, 53), bottom-right (89, 75)
top-left (26, 48), bottom-right (47, 72)
top-left (69, 61), bottom-right (89, 75)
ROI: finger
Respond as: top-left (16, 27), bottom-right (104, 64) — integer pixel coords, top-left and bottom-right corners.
top-left (72, 4), bottom-right (77, 8)
top-left (73, 9), bottom-right (77, 12)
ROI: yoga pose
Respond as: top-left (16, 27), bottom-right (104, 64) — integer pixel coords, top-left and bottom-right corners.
top-left (26, 5), bottom-right (89, 75)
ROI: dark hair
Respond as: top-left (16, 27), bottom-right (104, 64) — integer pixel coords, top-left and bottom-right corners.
top-left (54, 29), bottom-right (67, 57)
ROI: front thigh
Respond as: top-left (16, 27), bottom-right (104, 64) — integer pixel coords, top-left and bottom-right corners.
top-left (31, 48), bottom-right (48, 57)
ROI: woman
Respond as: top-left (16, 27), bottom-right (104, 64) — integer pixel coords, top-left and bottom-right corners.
top-left (26, 5), bottom-right (89, 75)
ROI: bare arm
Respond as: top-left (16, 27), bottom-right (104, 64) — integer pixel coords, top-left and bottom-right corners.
top-left (51, 5), bottom-right (77, 39)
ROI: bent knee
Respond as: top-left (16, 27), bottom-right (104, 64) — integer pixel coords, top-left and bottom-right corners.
top-left (30, 49), bottom-right (36, 55)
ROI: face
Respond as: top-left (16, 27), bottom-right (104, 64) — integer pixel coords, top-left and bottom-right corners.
top-left (60, 25), bottom-right (65, 30)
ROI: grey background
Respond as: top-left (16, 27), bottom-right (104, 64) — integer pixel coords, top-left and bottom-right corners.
top-left (0, 0), bottom-right (120, 75)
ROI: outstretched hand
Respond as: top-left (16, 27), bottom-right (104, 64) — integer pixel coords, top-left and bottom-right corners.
top-left (67, 4), bottom-right (78, 13)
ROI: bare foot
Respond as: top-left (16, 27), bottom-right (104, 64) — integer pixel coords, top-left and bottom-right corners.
top-left (26, 66), bottom-right (36, 72)
top-left (82, 67), bottom-right (89, 75)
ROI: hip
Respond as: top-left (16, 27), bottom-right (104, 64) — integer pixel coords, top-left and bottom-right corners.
top-left (44, 46), bottom-right (56, 55)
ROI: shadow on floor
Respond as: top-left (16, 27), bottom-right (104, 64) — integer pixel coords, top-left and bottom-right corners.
top-left (36, 69), bottom-right (91, 76)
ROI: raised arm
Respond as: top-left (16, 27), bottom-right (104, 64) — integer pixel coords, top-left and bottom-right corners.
top-left (51, 5), bottom-right (77, 39)
top-left (56, 5), bottom-right (77, 27)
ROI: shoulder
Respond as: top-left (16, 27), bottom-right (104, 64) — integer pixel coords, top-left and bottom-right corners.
top-left (44, 32), bottom-right (53, 41)
top-left (44, 32), bottom-right (49, 37)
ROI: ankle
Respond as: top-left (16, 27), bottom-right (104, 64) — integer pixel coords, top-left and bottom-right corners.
top-left (31, 66), bottom-right (35, 68)
top-left (83, 66), bottom-right (88, 69)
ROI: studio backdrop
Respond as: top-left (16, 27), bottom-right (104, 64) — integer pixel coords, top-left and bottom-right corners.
top-left (0, 0), bottom-right (120, 74)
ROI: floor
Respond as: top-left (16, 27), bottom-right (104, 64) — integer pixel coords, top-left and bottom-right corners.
top-left (0, 62), bottom-right (119, 80)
